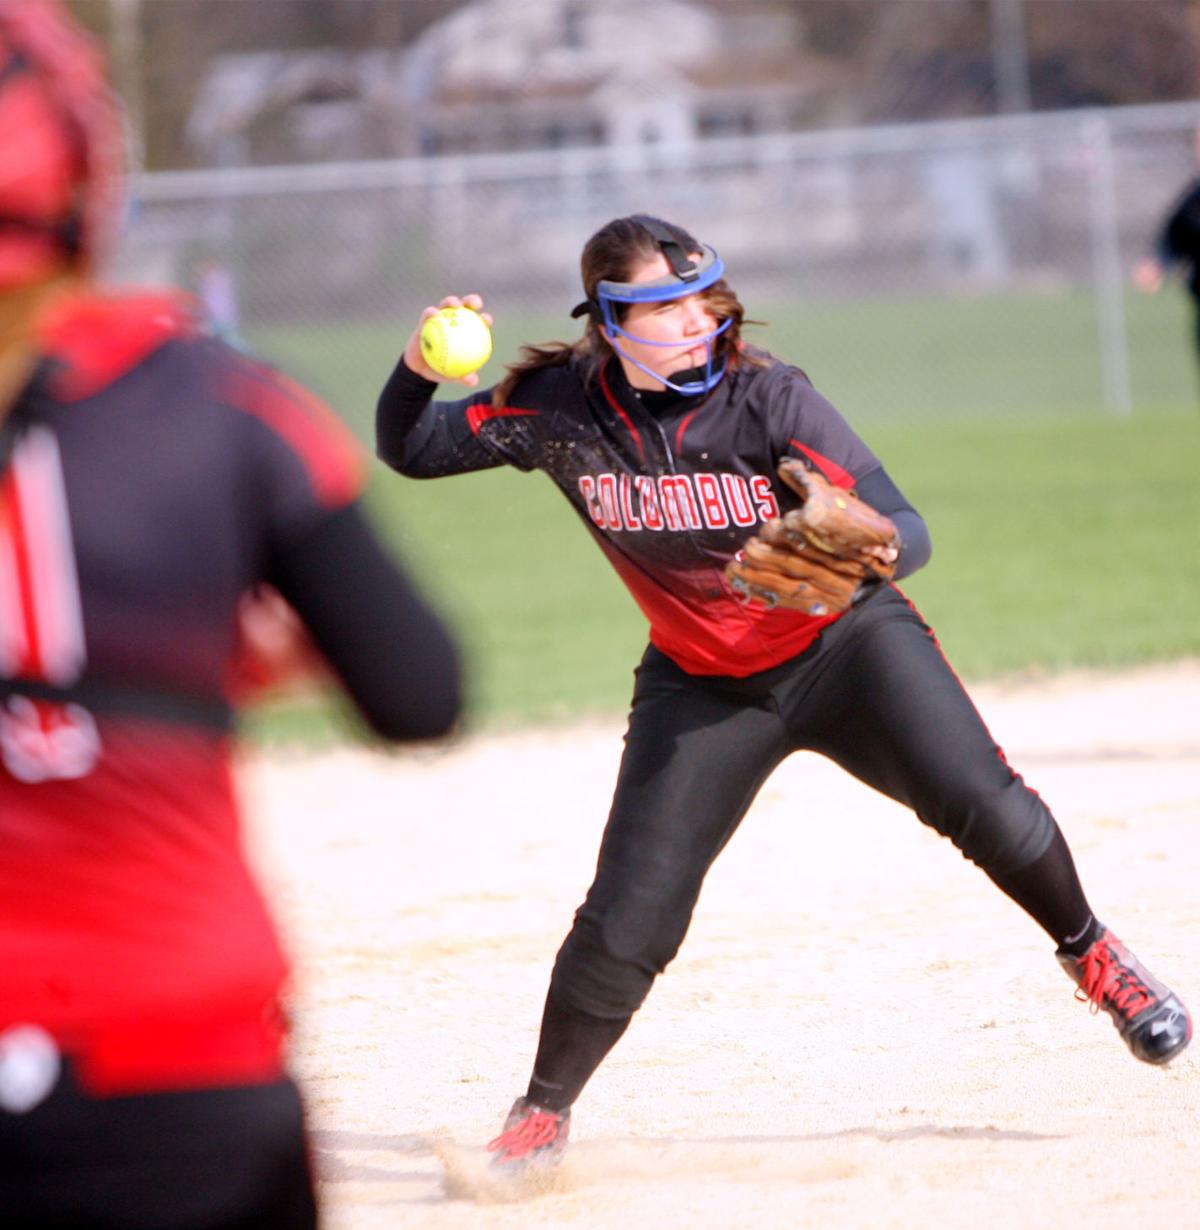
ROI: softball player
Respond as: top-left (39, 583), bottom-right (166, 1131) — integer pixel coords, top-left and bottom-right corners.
top-left (1133, 130), bottom-right (1200, 396)
top-left (0, 4), bottom-right (461, 1225)
top-left (377, 213), bottom-right (1190, 1169)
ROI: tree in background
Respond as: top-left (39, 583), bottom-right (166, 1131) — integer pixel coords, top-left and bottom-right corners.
top-left (67, 0), bottom-right (1200, 172)
top-left (860, 0), bottom-right (1199, 121)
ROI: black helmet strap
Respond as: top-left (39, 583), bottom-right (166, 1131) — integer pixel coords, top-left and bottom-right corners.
top-left (629, 214), bottom-right (699, 281)
top-left (570, 215), bottom-right (703, 320)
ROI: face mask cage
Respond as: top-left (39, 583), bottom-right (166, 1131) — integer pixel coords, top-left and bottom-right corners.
top-left (572, 232), bottom-right (732, 396)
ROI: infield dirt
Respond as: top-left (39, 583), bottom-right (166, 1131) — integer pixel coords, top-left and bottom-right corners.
top-left (241, 660), bottom-right (1200, 1230)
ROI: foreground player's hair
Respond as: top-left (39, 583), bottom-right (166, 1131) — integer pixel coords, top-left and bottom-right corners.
top-left (0, 0), bottom-right (125, 291)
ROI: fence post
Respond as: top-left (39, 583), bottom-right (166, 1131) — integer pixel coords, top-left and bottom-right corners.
top-left (1084, 112), bottom-right (1133, 414)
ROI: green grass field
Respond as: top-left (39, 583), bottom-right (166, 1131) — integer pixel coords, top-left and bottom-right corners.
top-left (253, 285), bottom-right (1199, 434)
top-left (244, 288), bottom-right (1200, 737)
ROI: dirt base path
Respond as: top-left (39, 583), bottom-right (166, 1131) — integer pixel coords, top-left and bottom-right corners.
top-left (241, 661), bottom-right (1200, 1230)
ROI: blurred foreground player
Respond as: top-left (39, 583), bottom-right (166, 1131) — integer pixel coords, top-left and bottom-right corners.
top-left (377, 214), bottom-right (1190, 1172)
top-left (0, 3), bottom-right (462, 1226)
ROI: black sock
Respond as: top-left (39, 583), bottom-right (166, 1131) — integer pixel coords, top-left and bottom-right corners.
top-left (1057, 913), bottom-right (1104, 957)
top-left (986, 825), bottom-right (1101, 953)
top-left (525, 990), bottom-right (631, 1113)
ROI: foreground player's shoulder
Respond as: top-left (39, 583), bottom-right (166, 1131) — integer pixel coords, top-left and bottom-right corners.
top-left (215, 348), bottom-right (365, 510)
top-left (35, 288), bottom-right (199, 401)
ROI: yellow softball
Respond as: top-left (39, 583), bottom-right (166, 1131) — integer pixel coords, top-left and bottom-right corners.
top-left (419, 306), bottom-right (493, 380)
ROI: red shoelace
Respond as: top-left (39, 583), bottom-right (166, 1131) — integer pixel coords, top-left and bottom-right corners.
top-left (1075, 939), bottom-right (1155, 1020)
top-left (487, 1109), bottom-right (563, 1161)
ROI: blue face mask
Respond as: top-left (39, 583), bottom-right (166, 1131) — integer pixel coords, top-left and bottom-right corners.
top-left (572, 242), bottom-right (731, 397)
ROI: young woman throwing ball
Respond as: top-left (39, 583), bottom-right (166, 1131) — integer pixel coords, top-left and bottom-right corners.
top-left (377, 214), bottom-right (1190, 1170)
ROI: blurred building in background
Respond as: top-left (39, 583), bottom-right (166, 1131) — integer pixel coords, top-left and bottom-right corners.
top-left (184, 0), bottom-right (856, 165)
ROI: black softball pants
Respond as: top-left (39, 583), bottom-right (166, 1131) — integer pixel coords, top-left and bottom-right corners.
top-left (550, 585), bottom-right (1058, 1021)
top-left (0, 1068), bottom-right (316, 1229)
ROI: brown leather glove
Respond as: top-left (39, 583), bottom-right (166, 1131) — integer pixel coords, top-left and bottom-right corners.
top-left (725, 459), bottom-right (900, 616)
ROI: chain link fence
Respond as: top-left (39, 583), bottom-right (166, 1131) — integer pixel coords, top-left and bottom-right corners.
top-left (118, 100), bottom-right (1200, 430)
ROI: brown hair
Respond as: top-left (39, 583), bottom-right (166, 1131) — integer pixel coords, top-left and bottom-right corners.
top-left (492, 215), bottom-right (764, 407)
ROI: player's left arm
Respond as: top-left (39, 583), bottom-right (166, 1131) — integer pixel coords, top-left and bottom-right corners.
top-left (854, 465), bottom-right (931, 581)
top-left (771, 372), bottom-right (931, 581)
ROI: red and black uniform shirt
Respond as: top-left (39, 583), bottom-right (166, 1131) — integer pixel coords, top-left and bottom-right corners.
top-left (0, 290), bottom-right (363, 1094)
top-left (378, 347), bottom-right (905, 678)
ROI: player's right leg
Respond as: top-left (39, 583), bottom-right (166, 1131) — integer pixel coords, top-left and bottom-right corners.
top-left (791, 585), bottom-right (1190, 1066)
top-left (487, 644), bottom-right (788, 1169)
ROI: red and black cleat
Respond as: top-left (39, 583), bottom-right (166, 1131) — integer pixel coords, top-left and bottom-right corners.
top-left (1058, 927), bottom-right (1192, 1065)
top-left (486, 1097), bottom-right (571, 1171)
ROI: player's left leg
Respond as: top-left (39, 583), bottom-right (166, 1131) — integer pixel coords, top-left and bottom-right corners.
top-left (487, 644), bottom-right (789, 1168)
top-left (779, 585), bottom-right (1190, 1065)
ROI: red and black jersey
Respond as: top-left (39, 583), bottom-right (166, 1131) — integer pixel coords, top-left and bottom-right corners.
top-left (0, 288), bottom-right (461, 1094)
top-left (377, 347), bottom-right (927, 677)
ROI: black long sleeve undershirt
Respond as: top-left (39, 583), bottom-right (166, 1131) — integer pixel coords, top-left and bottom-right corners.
top-left (268, 502), bottom-right (463, 742)
top-left (376, 357), bottom-right (439, 471)
top-left (855, 466), bottom-right (931, 581)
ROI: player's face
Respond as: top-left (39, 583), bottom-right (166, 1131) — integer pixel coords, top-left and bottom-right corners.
top-left (607, 253), bottom-right (720, 390)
